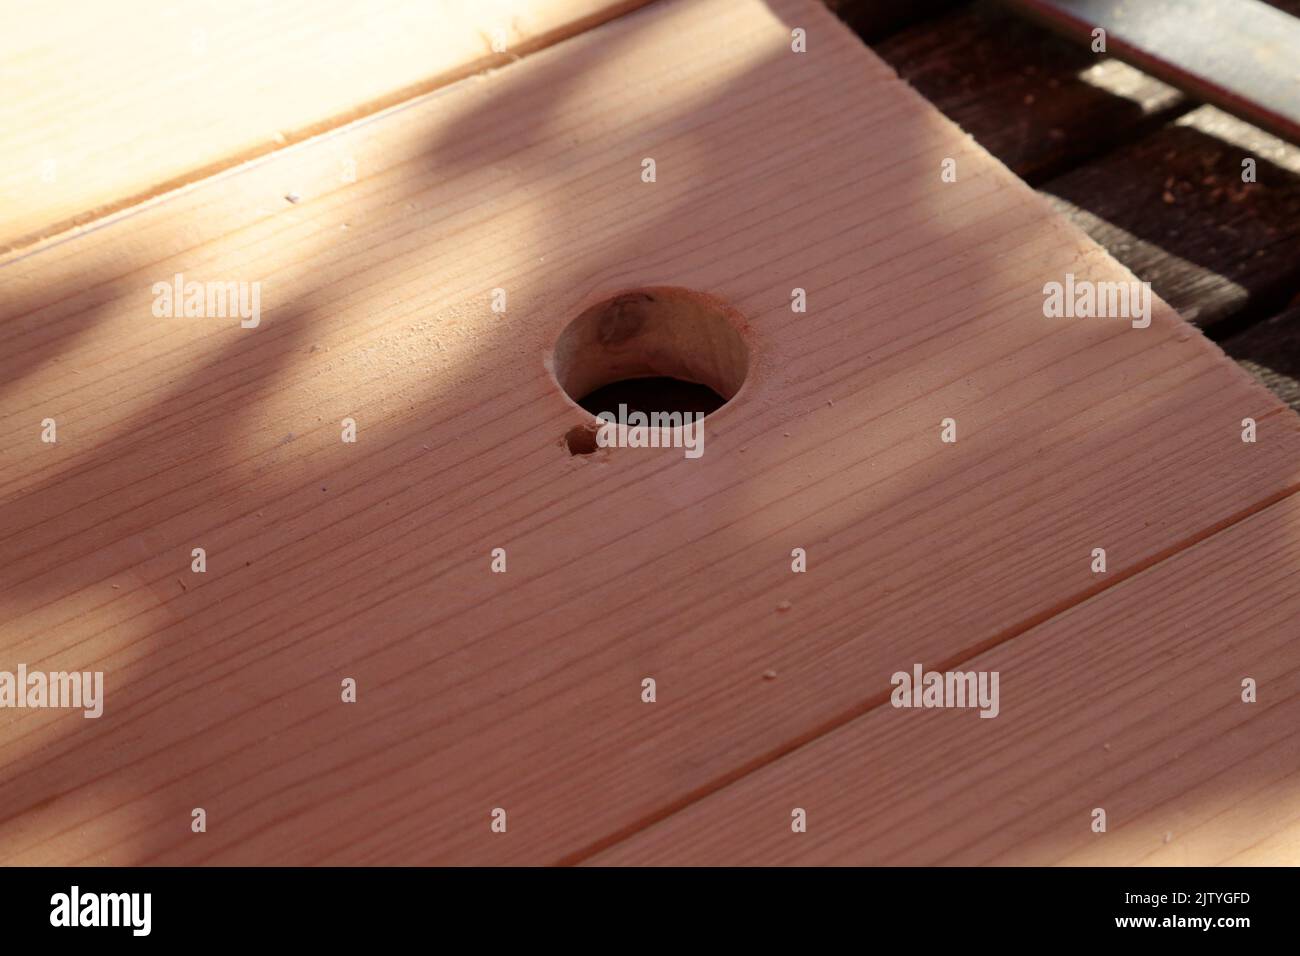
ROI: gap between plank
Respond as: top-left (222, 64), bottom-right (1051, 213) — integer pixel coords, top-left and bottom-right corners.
top-left (559, 475), bottom-right (1300, 865)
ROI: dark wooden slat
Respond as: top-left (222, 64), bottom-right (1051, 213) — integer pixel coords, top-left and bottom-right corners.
top-left (824, 0), bottom-right (964, 42)
top-left (1001, 0), bottom-right (1300, 145)
top-left (871, 0), bottom-right (1186, 182)
top-left (1224, 304), bottom-right (1300, 411)
top-left (1041, 105), bottom-right (1300, 328)
top-left (860, 0), bottom-right (1300, 398)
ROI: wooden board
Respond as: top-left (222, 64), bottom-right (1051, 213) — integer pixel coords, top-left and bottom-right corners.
top-left (2, 0), bottom-right (1298, 865)
top-left (0, 0), bottom-right (651, 254)
top-left (592, 493), bottom-right (1300, 865)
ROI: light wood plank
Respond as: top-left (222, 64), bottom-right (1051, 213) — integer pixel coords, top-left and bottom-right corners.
top-left (592, 493), bottom-right (1300, 865)
top-left (1, 0), bottom-right (1297, 864)
top-left (0, 0), bottom-right (651, 253)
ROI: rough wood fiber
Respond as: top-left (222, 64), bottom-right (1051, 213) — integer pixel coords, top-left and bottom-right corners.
top-left (591, 494), bottom-right (1300, 865)
top-left (0, 0), bottom-right (652, 254)
top-left (1, 0), bottom-right (1297, 865)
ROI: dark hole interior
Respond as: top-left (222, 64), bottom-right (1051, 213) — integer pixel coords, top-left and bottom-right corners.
top-left (577, 376), bottom-right (726, 417)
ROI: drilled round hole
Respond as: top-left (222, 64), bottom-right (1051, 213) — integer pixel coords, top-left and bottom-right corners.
top-left (578, 376), bottom-right (726, 417)
top-left (552, 288), bottom-right (749, 431)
